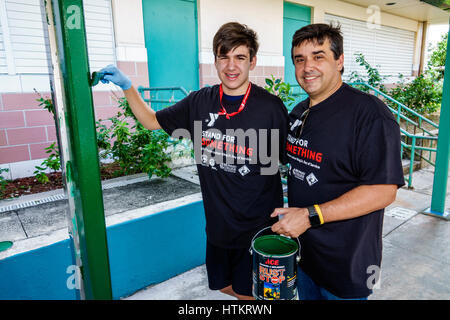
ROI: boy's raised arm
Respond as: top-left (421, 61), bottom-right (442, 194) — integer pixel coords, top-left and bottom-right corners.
top-left (99, 65), bottom-right (161, 131)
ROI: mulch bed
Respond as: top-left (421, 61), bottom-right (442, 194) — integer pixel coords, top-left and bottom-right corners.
top-left (0, 162), bottom-right (127, 200)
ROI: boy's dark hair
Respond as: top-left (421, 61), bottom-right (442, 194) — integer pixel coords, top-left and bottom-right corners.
top-left (213, 22), bottom-right (259, 60)
top-left (291, 23), bottom-right (344, 74)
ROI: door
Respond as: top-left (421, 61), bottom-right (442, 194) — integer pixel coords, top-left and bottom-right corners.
top-left (142, 0), bottom-right (199, 106)
top-left (283, 2), bottom-right (311, 107)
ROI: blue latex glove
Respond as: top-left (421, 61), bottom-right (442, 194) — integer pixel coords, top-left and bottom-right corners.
top-left (98, 64), bottom-right (132, 90)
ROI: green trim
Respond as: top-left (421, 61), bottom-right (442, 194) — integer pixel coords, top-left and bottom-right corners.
top-left (49, 0), bottom-right (112, 299)
top-left (283, 1), bottom-right (311, 21)
top-left (430, 23), bottom-right (450, 215)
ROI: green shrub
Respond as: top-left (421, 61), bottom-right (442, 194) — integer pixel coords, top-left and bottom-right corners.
top-left (33, 142), bottom-right (61, 183)
top-left (264, 75), bottom-right (295, 107)
top-left (348, 52), bottom-right (387, 93)
top-left (34, 92), bottom-right (60, 183)
top-left (348, 52), bottom-right (442, 118)
top-left (427, 33), bottom-right (447, 81)
top-left (33, 91), bottom-right (176, 183)
top-left (0, 168), bottom-right (9, 197)
top-left (389, 74), bottom-right (442, 118)
top-left (97, 96), bottom-right (174, 179)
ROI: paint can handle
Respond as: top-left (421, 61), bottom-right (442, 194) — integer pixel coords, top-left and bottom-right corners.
top-left (249, 226), bottom-right (301, 262)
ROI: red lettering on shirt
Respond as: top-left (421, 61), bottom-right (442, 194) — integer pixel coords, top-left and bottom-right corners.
top-left (286, 141), bottom-right (323, 163)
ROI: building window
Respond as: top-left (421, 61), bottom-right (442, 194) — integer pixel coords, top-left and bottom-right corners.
top-left (325, 14), bottom-right (415, 80)
top-left (0, 0), bottom-right (115, 75)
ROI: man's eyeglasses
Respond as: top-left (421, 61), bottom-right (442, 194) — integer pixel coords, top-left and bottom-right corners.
top-left (295, 107), bottom-right (311, 139)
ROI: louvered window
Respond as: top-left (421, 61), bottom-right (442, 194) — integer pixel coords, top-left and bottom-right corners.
top-left (325, 14), bottom-right (415, 79)
top-left (0, 0), bottom-right (115, 75)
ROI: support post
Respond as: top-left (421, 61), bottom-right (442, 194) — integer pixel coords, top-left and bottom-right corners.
top-left (44, 0), bottom-right (113, 298)
top-left (424, 22), bottom-right (450, 220)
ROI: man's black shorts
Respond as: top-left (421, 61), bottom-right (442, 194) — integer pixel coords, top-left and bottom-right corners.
top-left (205, 240), bottom-right (253, 297)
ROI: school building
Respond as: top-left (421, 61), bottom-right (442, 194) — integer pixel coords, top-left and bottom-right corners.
top-left (0, 0), bottom-right (449, 179)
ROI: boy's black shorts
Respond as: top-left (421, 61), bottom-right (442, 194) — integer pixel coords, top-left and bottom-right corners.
top-left (205, 240), bottom-right (253, 297)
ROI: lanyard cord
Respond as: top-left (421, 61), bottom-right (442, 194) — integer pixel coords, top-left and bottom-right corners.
top-left (218, 82), bottom-right (252, 119)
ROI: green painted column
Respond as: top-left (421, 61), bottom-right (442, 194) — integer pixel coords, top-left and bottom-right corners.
top-left (45, 0), bottom-right (113, 298)
top-left (425, 22), bottom-right (450, 220)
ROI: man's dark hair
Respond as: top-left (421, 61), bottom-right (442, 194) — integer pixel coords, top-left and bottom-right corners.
top-left (291, 23), bottom-right (344, 74)
top-left (213, 22), bottom-right (259, 60)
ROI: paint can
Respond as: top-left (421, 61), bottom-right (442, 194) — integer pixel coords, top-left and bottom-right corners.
top-left (250, 227), bottom-right (300, 300)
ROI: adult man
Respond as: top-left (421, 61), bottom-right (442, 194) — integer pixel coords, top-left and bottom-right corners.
top-left (99, 22), bottom-right (288, 300)
top-left (271, 23), bottom-right (405, 300)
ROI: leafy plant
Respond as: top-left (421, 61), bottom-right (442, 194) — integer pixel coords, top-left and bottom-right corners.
top-left (0, 167), bottom-right (9, 197)
top-left (96, 121), bottom-right (112, 159)
top-left (33, 91), bottom-right (61, 184)
top-left (427, 33), bottom-right (447, 81)
top-left (388, 33), bottom-right (445, 118)
top-left (35, 89), bottom-right (55, 115)
top-left (348, 52), bottom-right (442, 118)
top-left (264, 75), bottom-right (295, 106)
top-left (97, 96), bottom-right (174, 179)
top-left (389, 73), bottom-right (442, 118)
top-left (348, 52), bottom-right (387, 93)
top-left (33, 142), bottom-right (61, 183)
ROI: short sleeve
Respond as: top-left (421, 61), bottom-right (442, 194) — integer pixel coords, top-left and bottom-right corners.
top-left (356, 117), bottom-right (405, 188)
top-left (155, 94), bottom-right (192, 136)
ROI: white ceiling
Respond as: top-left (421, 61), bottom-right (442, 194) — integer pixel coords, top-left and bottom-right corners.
top-left (341, 0), bottom-right (450, 24)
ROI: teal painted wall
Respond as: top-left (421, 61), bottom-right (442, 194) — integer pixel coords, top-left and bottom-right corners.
top-left (0, 201), bottom-right (207, 300)
top-left (0, 240), bottom-right (77, 299)
top-left (283, 2), bottom-right (311, 106)
top-left (142, 0), bottom-right (199, 94)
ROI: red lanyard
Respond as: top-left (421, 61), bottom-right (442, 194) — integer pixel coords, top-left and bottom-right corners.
top-left (218, 82), bottom-right (252, 119)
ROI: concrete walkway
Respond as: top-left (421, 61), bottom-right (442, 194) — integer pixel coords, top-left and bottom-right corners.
top-left (125, 166), bottom-right (450, 300)
top-left (1, 165), bottom-right (449, 299)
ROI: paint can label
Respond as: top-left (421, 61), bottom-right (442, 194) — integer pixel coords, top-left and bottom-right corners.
top-left (251, 235), bottom-right (299, 300)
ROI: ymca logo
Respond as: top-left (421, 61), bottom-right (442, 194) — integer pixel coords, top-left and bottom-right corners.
top-left (206, 113), bottom-right (219, 127)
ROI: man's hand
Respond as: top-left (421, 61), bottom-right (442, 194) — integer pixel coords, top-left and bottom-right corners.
top-left (270, 207), bottom-right (311, 238)
top-left (99, 64), bottom-right (132, 90)
top-left (270, 185), bottom-right (398, 238)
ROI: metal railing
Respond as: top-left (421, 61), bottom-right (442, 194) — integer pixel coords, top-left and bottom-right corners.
top-left (287, 84), bottom-right (307, 111)
top-left (137, 86), bottom-right (191, 151)
top-left (137, 86), bottom-right (189, 110)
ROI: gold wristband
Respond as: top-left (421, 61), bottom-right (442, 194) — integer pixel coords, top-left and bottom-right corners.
top-left (314, 204), bottom-right (324, 225)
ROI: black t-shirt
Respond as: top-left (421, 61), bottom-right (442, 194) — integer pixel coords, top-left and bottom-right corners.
top-left (156, 84), bottom-right (289, 248)
top-left (287, 83), bottom-right (405, 298)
